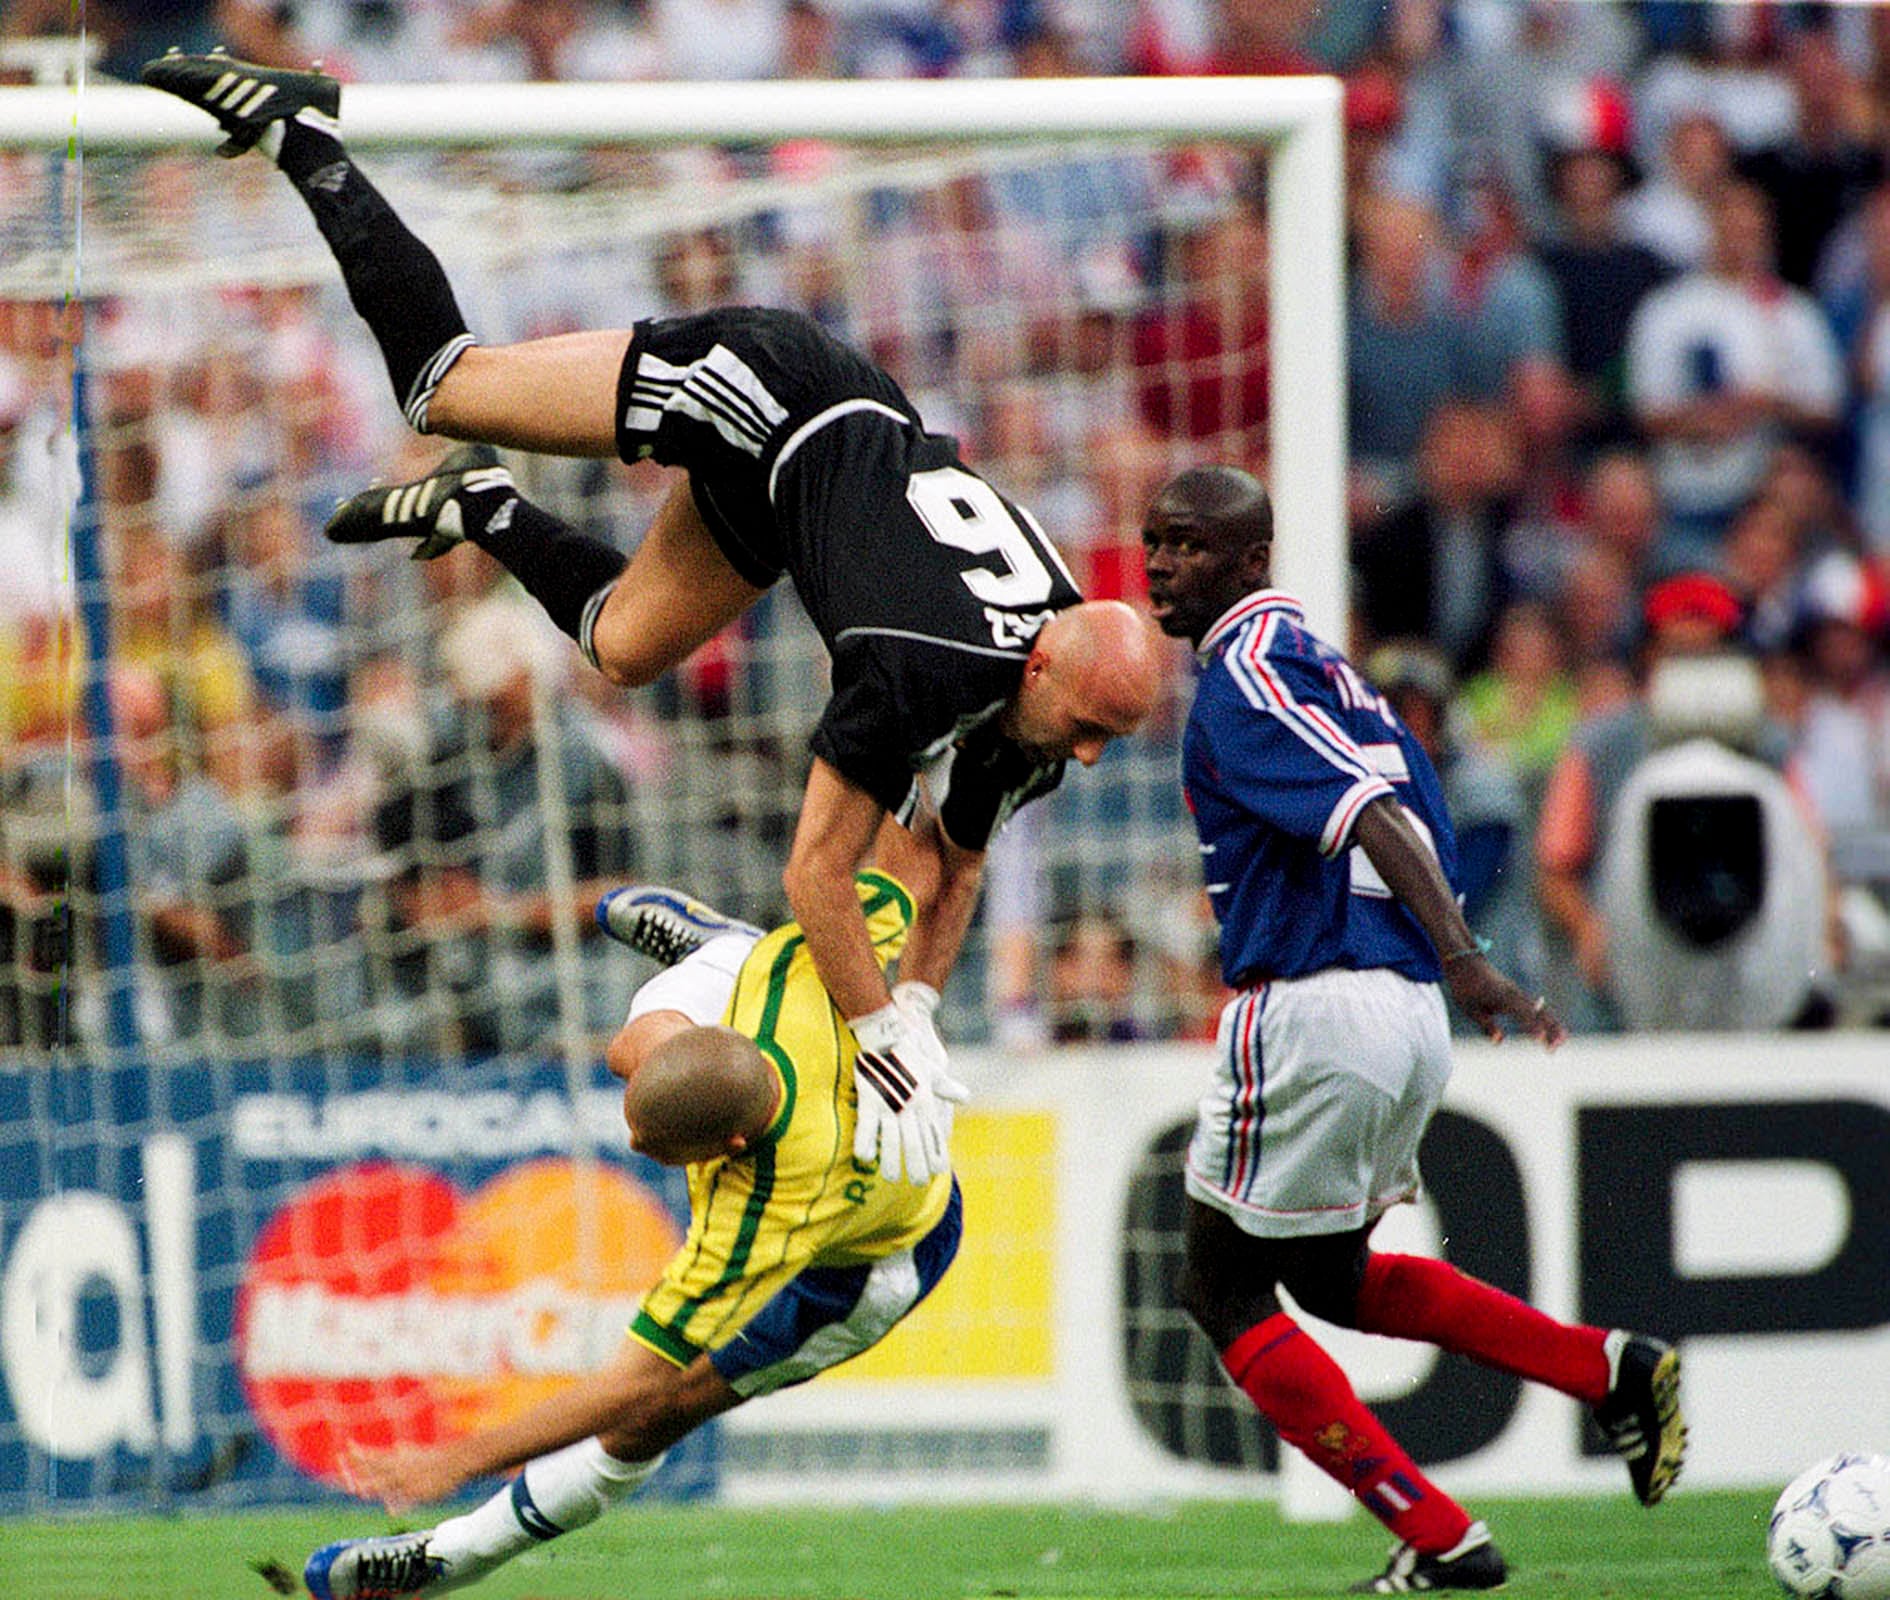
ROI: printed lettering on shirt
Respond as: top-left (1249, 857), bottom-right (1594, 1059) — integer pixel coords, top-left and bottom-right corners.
top-left (985, 605), bottom-right (1057, 650)
top-left (1327, 658), bottom-right (1398, 729)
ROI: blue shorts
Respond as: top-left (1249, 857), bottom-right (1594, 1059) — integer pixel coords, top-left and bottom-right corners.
top-left (709, 1181), bottom-right (963, 1397)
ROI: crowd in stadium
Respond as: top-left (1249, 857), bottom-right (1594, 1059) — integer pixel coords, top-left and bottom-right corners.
top-left (3, 0), bottom-right (1890, 1054)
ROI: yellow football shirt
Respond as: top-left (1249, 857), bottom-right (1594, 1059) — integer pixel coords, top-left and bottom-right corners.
top-left (630, 870), bottom-right (953, 1367)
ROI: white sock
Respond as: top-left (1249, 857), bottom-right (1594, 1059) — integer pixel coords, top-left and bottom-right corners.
top-left (428, 1440), bottom-right (662, 1581)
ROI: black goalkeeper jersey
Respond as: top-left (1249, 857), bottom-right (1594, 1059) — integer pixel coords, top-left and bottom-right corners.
top-left (614, 307), bottom-right (1084, 849)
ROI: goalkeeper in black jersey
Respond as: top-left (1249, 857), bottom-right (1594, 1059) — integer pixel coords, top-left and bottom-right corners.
top-left (144, 51), bottom-right (1163, 1187)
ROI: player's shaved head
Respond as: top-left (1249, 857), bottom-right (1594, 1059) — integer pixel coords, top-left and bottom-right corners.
top-left (624, 1025), bottom-right (781, 1167)
top-left (1038, 599), bottom-right (1162, 728)
top-left (1150, 466), bottom-right (1273, 554)
top-left (1142, 467), bottom-right (1275, 647)
top-left (1008, 600), bottom-right (1162, 765)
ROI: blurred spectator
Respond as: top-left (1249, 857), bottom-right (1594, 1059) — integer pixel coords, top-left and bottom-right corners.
top-left (1200, 0), bottom-right (1322, 76)
top-left (1537, 141), bottom-right (1671, 437)
top-left (979, 800), bottom-right (1051, 1052)
top-left (655, 227), bottom-right (745, 318)
top-left (448, 0), bottom-right (658, 83)
top-left (781, 0), bottom-right (840, 77)
top-left (372, 594), bottom-right (636, 1054)
top-left (111, 524), bottom-right (270, 802)
top-left (1353, 401), bottom-right (1519, 673)
top-left (0, 745), bottom-right (67, 1050)
top-left (151, 341), bottom-right (279, 555)
top-left (1501, 357), bottom-right (1588, 596)
top-left (1119, 856), bottom-right (1225, 1042)
top-left (1452, 170), bottom-right (1566, 402)
top-left (1129, 0), bottom-right (1320, 76)
top-left (1535, 570), bottom-right (1794, 1031)
top-left (246, 283), bottom-right (379, 495)
top-left (1789, 551), bottom-right (1890, 845)
top-left (1760, 439), bottom-right (1856, 558)
top-left (1559, 541), bottom-right (1638, 685)
top-left (978, 378), bottom-right (1097, 586)
top-left (1398, 6), bottom-right (1639, 238)
top-left (1131, 191), bottom-right (1269, 468)
top-left (1580, 446), bottom-right (1664, 576)
top-left (1619, 108), bottom-right (1736, 273)
top-left (649, 0), bottom-right (786, 79)
top-left (1456, 598), bottom-right (1580, 804)
top-left (0, 351), bottom-right (74, 616)
top-left (1341, 59), bottom-right (1419, 227)
top-left (1632, 10), bottom-right (1798, 175)
top-left (1041, 247), bottom-right (1145, 456)
top-left (1736, 17), bottom-right (1883, 291)
top-left (1370, 638), bottom-right (1534, 993)
top-left (1625, 179), bottom-right (1844, 568)
top-left (214, 479), bottom-right (353, 771)
top-left (1047, 912), bottom-right (1144, 1044)
top-left (110, 661), bottom-right (260, 1047)
top-left (0, 345), bottom-right (78, 761)
top-left (1841, 189), bottom-right (1890, 562)
top-left (1721, 491), bottom-right (1810, 659)
top-left (865, 173), bottom-right (1065, 391)
top-left (1347, 194), bottom-right (1465, 514)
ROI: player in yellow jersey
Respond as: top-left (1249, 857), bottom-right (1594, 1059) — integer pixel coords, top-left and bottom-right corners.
top-left (304, 872), bottom-right (959, 1600)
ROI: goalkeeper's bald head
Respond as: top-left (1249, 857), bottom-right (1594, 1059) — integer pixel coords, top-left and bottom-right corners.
top-left (624, 1025), bottom-right (781, 1167)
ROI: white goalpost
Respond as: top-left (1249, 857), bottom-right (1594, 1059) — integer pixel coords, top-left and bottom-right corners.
top-left (1, 73), bottom-right (1348, 634)
top-left (0, 70), bottom-right (1347, 1513)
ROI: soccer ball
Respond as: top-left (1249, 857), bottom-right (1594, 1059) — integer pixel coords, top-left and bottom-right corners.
top-left (1768, 1453), bottom-right (1890, 1599)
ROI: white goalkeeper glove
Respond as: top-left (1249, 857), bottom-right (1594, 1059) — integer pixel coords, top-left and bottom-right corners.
top-left (850, 993), bottom-right (968, 1185)
top-left (891, 980), bottom-right (958, 1139)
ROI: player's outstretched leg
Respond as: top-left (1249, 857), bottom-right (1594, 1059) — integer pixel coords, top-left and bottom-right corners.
top-left (596, 886), bottom-right (765, 966)
top-left (141, 49), bottom-right (473, 432)
top-left (140, 47), bottom-right (339, 158)
top-left (306, 1439), bottom-right (661, 1598)
top-left (1593, 1331), bottom-right (1687, 1506)
top-left (325, 444), bottom-right (516, 560)
top-left (326, 445), bottom-right (628, 657)
top-left (1345, 1253), bottom-right (1686, 1505)
top-left (139, 46), bottom-right (340, 156)
top-left (304, 1531), bottom-right (450, 1599)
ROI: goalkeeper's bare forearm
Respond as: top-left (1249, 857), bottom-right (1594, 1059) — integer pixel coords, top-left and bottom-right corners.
top-left (870, 809), bottom-right (984, 995)
top-left (781, 757), bottom-right (900, 1023)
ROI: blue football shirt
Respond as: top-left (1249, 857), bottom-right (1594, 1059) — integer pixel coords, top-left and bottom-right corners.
top-left (1183, 591), bottom-right (1461, 987)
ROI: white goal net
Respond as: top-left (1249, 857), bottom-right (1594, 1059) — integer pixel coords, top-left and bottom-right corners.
top-left (0, 75), bottom-right (1342, 1509)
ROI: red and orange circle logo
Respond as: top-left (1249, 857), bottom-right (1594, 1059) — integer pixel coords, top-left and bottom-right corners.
top-left (236, 1160), bottom-right (681, 1480)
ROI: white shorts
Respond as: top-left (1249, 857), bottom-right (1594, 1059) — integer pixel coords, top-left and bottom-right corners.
top-left (623, 933), bottom-right (760, 1029)
top-left (1184, 967), bottom-right (1452, 1239)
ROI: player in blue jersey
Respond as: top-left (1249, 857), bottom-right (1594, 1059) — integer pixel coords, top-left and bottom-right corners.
top-left (1142, 467), bottom-right (1686, 1594)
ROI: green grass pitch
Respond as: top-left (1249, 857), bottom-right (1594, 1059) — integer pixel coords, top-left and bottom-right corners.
top-left (3, 1491), bottom-right (1779, 1600)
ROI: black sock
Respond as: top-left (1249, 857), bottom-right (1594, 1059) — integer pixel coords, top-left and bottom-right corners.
top-left (278, 120), bottom-right (471, 425)
top-left (470, 496), bottom-right (627, 645)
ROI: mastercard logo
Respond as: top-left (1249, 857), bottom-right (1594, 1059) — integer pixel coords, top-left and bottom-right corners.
top-left (235, 1159), bottom-right (682, 1481)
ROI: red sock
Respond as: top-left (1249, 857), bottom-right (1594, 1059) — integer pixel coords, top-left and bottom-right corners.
top-left (1355, 1254), bottom-right (1610, 1404)
top-left (1222, 1313), bottom-right (1472, 1553)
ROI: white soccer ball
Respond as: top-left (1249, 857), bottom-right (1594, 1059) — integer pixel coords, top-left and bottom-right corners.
top-left (1769, 1453), bottom-right (1890, 1599)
